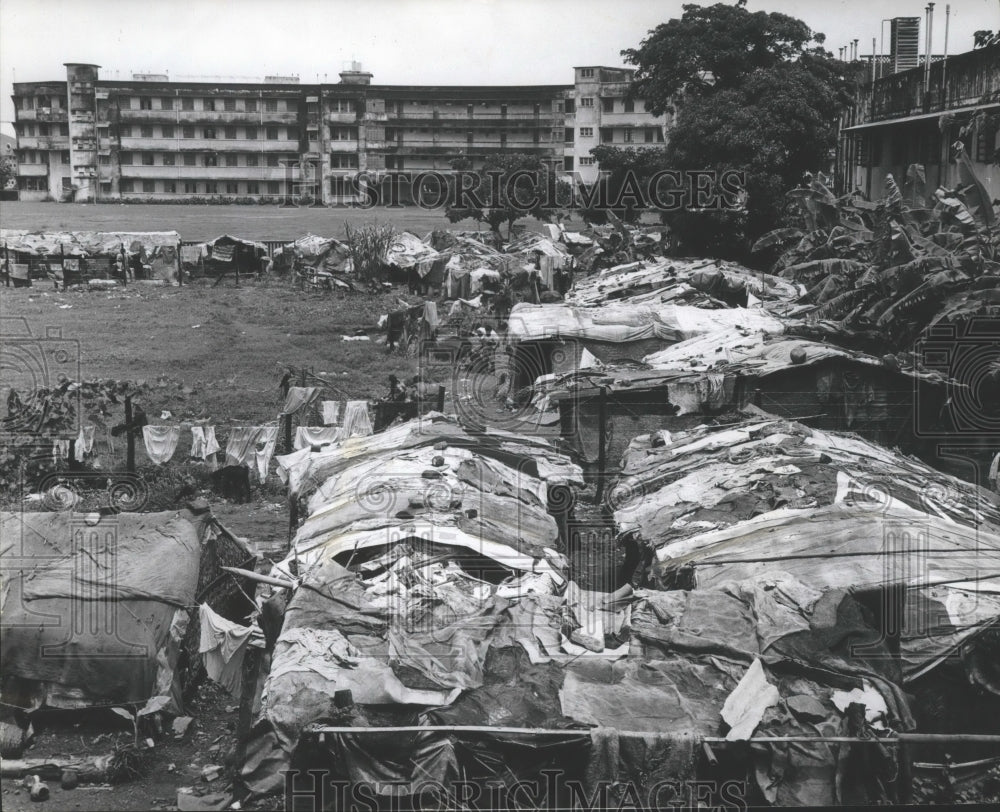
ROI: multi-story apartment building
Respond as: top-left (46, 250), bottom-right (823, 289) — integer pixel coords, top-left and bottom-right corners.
top-left (564, 66), bottom-right (670, 185)
top-left (11, 63), bottom-right (667, 203)
top-left (837, 22), bottom-right (999, 200)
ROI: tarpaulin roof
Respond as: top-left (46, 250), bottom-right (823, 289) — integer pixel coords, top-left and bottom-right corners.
top-left (506, 301), bottom-right (786, 344)
top-left (566, 257), bottom-right (801, 308)
top-left (612, 412), bottom-right (1000, 685)
top-left (279, 233), bottom-right (343, 257)
top-left (0, 509), bottom-right (205, 712)
top-left (384, 231), bottom-right (441, 269)
top-left (1, 229), bottom-right (180, 257)
top-left (202, 234), bottom-right (267, 252)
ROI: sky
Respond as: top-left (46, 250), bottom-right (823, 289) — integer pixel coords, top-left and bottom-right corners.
top-left (1, 0), bottom-right (997, 137)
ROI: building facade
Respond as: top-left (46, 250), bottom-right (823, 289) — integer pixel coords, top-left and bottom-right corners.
top-left (11, 63), bottom-right (667, 203)
top-left (837, 44), bottom-right (1000, 201)
top-left (565, 66), bottom-right (670, 185)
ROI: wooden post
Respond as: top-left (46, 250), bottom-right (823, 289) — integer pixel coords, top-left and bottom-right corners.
top-left (59, 243), bottom-right (65, 290)
top-left (176, 243), bottom-right (183, 286)
top-left (284, 413), bottom-right (293, 454)
top-left (436, 385), bottom-right (445, 413)
top-left (124, 396), bottom-right (135, 473)
top-left (897, 739), bottom-right (913, 804)
top-left (596, 386), bottom-right (607, 502)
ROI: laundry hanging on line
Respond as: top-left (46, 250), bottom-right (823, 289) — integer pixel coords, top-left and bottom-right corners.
top-left (280, 386), bottom-right (321, 416)
top-left (253, 427), bottom-right (279, 482)
top-left (76, 425), bottom-right (96, 456)
top-left (142, 426), bottom-right (181, 465)
top-left (190, 425), bottom-right (221, 461)
top-left (294, 426), bottom-right (343, 451)
top-left (225, 426), bottom-right (276, 467)
top-left (320, 400), bottom-right (341, 426)
top-left (342, 401), bottom-right (374, 438)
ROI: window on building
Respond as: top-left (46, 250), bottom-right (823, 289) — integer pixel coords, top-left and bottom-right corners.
top-left (224, 126), bottom-right (237, 139)
top-left (161, 97), bottom-right (173, 110)
top-left (264, 99), bottom-right (278, 112)
top-left (182, 125), bottom-right (194, 138)
top-left (120, 179), bottom-right (134, 193)
top-left (247, 181), bottom-right (259, 194)
top-left (602, 98), bottom-right (614, 113)
top-left (623, 128), bottom-right (633, 143)
top-left (564, 127), bottom-right (574, 143)
top-left (165, 181), bottom-right (176, 193)
top-left (245, 99), bottom-right (257, 112)
top-left (623, 99), bottom-right (634, 113)
top-left (287, 128), bottom-right (299, 141)
top-left (140, 125), bottom-right (153, 138)
top-left (204, 153), bottom-right (218, 167)
top-left (579, 98), bottom-right (593, 108)
top-left (163, 153), bottom-right (175, 165)
top-left (182, 97), bottom-right (194, 111)
top-left (266, 154), bottom-right (278, 167)
top-left (101, 182), bottom-right (112, 194)
top-left (184, 182), bottom-right (197, 193)
top-left (581, 68), bottom-right (594, 78)
top-left (224, 99), bottom-right (236, 112)
top-left (645, 128), bottom-right (654, 143)
top-left (204, 99), bottom-right (215, 111)
top-left (24, 124), bottom-right (35, 136)
top-left (580, 127), bottom-right (593, 138)
top-left (246, 126), bottom-right (258, 140)
top-left (60, 123), bottom-right (69, 135)
top-left (580, 156), bottom-right (595, 166)
top-left (99, 154), bottom-right (111, 165)
top-left (120, 151), bottom-right (133, 165)
top-left (162, 124), bottom-right (174, 138)
top-left (307, 129), bottom-right (318, 142)
top-left (563, 156), bottom-right (574, 171)
top-left (62, 177), bottom-right (73, 191)
top-left (267, 181), bottom-right (279, 194)
top-left (184, 153), bottom-right (196, 166)
top-left (600, 128), bottom-right (613, 143)
top-left (37, 95), bottom-right (50, 108)
top-left (225, 154), bottom-right (238, 167)
top-left (142, 152), bottom-right (154, 165)
top-left (118, 97), bottom-right (131, 109)
top-left (654, 128), bottom-right (664, 142)
top-left (38, 123), bottom-right (50, 136)
top-left (332, 98), bottom-right (353, 113)
top-left (204, 127), bottom-right (216, 139)
top-left (266, 127), bottom-right (278, 140)
top-left (206, 181), bottom-right (218, 193)
top-left (142, 180), bottom-right (155, 193)
top-left (120, 125), bottom-right (131, 138)
top-left (140, 96), bottom-right (152, 110)
top-left (226, 182), bottom-right (238, 194)
top-left (246, 154), bottom-right (259, 166)
top-left (500, 133), bottom-right (507, 147)
top-left (62, 151), bottom-right (71, 164)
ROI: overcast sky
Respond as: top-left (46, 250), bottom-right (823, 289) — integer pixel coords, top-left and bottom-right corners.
top-left (1, 0), bottom-right (996, 136)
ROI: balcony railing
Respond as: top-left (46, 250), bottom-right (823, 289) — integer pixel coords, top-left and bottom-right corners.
top-left (856, 45), bottom-right (1000, 124)
top-left (119, 165), bottom-right (300, 180)
top-left (15, 109), bottom-right (68, 123)
top-left (117, 109), bottom-right (299, 124)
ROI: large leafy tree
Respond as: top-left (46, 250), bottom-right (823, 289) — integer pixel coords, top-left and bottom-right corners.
top-left (624, 1), bottom-right (821, 114)
top-left (619, 1), bottom-right (862, 256)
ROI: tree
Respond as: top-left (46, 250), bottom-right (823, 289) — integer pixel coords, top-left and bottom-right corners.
top-left (578, 145), bottom-right (670, 224)
top-left (621, 2), bottom-right (863, 256)
top-left (0, 143), bottom-right (16, 190)
top-left (623, 1), bottom-right (823, 115)
top-left (444, 153), bottom-right (570, 238)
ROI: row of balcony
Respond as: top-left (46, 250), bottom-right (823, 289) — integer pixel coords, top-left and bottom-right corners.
top-left (114, 109), bottom-right (300, 125)
top-left (119, 165), bottom-right (301, 180)
top-left (117, 136), bottom-right (301, 151)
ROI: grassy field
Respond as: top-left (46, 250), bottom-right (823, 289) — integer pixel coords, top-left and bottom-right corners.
top-left (1, 279), bottom-right (429, 424)
top-left (0, 200), bottom-right (554, 242)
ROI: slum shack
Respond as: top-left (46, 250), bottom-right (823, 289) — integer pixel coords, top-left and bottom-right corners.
top-left (545, 330), bottom-right (953, 473)
top-left (186, 234), bottom-right (268, 280)
top-left (0, 229), bottom-right (182, 286)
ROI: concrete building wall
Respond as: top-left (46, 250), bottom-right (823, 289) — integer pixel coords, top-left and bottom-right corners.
top-left (13, 63), bottom-right (674, 202)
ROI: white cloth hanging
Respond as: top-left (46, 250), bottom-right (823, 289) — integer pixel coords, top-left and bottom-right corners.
top-left (294, 425), bottom-right (343, 450)
top-left (52, 439), bottom-right (71, 464)
top-left (190, 425), bottom-right (221, 461)
top-left (253, 426), bottom-right (279, 482)
top-left (320, 400), bottom-right (341, 426)
top-left (142, 426), bottom-right (181, 465)
top-left (342, 401), bottom-right (373, 438)
top-left (76, 425), bottom-right (96, 456)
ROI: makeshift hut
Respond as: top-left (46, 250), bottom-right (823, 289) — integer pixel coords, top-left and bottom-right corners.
top-left (546, 330), bottom-right (953, 468)
top-left (199, 234), bottom-right (268, 278)
top-left (0, 229), bottom-right (182, 286)
top-left (0, 505), bottom-right (254, 714)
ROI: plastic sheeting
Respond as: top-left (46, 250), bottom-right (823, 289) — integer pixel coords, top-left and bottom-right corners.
top-left (0, 510), bottom-right (203, 712)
